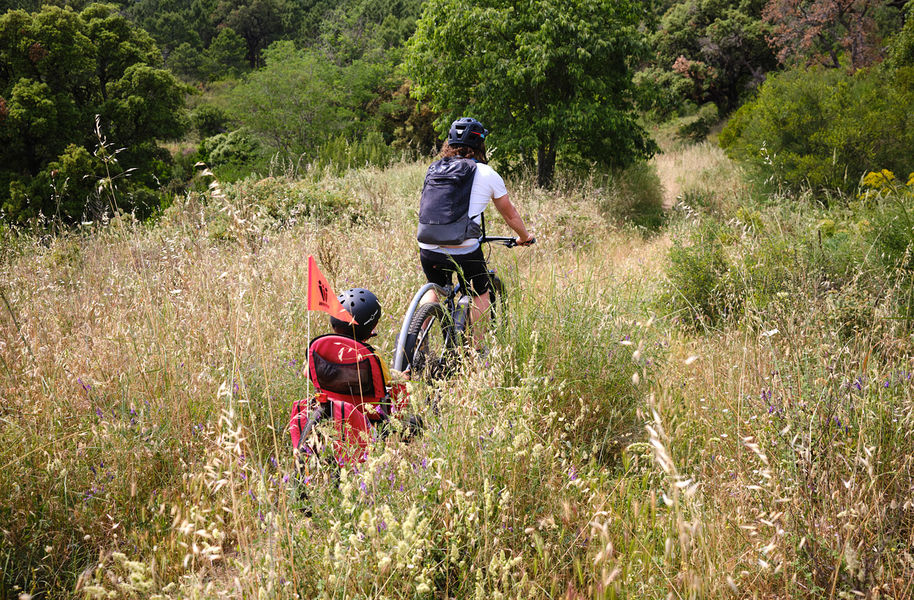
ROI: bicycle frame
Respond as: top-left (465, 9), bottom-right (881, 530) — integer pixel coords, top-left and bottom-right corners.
top-left (393, 221), bottom-right (534, 374)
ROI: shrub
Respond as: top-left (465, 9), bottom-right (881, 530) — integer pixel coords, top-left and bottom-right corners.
top-left (216, 176), bottom-right (357, 229)
top-left (676, 102), bottom-right (719, 142)
top-left (189, 104), bottom-right (231, 139)
top-left (199, 129), bottom-right (263, 181)
top-left (859, 170), bottom-right (914, 271)
top-left (601, 161), bottom-right (667, 231)
top-left (720, 67), bottom-right (914, 195)
top-left (633, 66), bottom-right (693, 120)
top-left (660, 220), bottom-right (738, 327)
top-left (312, 132), bottom-right (397, 175)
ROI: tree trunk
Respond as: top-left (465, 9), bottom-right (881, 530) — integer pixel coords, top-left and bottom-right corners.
top-left (536, 142), bottom-right (556, 188)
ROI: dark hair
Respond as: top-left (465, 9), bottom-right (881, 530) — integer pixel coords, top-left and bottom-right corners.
top-left (439, 140), bottom-right (487, 164)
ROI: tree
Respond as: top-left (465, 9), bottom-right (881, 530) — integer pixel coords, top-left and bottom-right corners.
top-left (405, 0), bottom-right (656, 187)
top-left (226, 41), bottom-right (351, 157)
top-left (125, 0), bottom-right (218, 55)
top-left (213, 0), bottom-right (299, 67)
top-left (885, 0), bottom-right (914, 69)
top-left (762, 0), bottom-right (886, 69)
top-left (204, 26), bottom-right (247, 78)
top-left (0, 4), bottom-right (187, 223)
top-left (642, 0), bottom-right (776, 113)
top-left (314, 0), bottom-right (422, 64)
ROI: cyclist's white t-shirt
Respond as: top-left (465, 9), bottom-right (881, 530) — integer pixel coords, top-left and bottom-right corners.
top-left (417, 161), bottom-right (508, 255)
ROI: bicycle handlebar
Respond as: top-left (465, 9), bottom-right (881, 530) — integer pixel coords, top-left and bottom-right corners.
top-left (480, 236), bottom-right (536, 248)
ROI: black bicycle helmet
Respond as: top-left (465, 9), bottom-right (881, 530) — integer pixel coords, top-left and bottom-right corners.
top-left (448, 117), bottom-right (488, 149)
top-left (330, 288), bottom-right (382, 339)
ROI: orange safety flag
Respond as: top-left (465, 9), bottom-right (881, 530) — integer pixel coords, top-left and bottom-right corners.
top-left (307, 255), bottom-right (357, 324)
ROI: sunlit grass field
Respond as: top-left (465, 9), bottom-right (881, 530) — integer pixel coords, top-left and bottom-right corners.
top-left (1, 144), bottom-right (912, 599)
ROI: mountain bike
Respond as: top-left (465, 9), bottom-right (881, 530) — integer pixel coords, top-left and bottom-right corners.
top-left (392, 235), bottom-right (535, 381)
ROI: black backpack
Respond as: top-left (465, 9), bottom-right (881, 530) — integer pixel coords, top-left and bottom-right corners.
top-left (416, 157), bottom-right (480, 245)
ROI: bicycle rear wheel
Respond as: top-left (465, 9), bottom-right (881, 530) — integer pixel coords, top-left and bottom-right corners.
top-left (403, 302), bottom-right (459, 381)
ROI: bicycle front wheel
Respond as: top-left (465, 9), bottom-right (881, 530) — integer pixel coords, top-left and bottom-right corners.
top-left (403, 302), bottom-right (458, 381)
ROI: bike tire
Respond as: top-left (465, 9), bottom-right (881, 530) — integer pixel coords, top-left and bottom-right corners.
top-left (403, 302), bottom-right (458, 382)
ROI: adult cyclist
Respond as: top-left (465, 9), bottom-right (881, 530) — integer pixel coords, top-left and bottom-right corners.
top-left (416, 117), bottom-right (534, 342)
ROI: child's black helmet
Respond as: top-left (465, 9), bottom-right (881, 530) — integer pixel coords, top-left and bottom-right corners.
top-left (448, 117), bottom-right (488, 149)
top-left (331, 288), bottom-right (382, 339)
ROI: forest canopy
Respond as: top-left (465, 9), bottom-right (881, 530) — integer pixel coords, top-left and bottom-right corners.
top-left (0, 3), bottom-right (186, 222)
top-left (0, 0), bottom-right (911, 223)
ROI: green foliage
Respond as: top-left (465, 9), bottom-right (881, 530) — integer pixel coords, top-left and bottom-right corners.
top-left (720, 66), bottom-right (914, 195)
top-left (199, 129), bottom-right (262, 179)
top-left (601, 161), bottom-right (667, 231)
top-left (676, 102), bottom-right (719, 142)
top-left (642, 0), bottom-right (775, 113)
top-left (189, 103), bottom-right (231, 138)
top-left (167, 41), bottom-right (206, 80)
top-left (633, 66), bottom-right (693, 120)
top-left (206, 176), bottom-right (358, 237)
top-left (886, 0), bottom-right (914, 70)
top-left (858, 170), bottom-right (914, 271)
top-left (43, 145), bottom-right (102, 220)
top-left (0, 4), bottom-right (187, 223)
top-left (213, 0), bottom-right (301, 67)
top-left (226, 41), bottom-right (389, 161)
top-left (313, 0), bottom-right (422, 64)
top-left (381, 81), bottom-right (438, 154)
top-left (203, 26), bottom-right (247, 79)
top-left (406, 0), bottom-right (656, 187)
top-left (312, 132), bottom-right (398, 175)
top-left (169, 27), bottom-right (249, 81)
top-left (125, 0), bottom-right (216, 56)
top-left (660, 220), bottom-right (737, 326)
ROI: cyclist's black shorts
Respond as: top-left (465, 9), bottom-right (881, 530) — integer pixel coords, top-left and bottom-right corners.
top-left (419, 247), bottom-right (493, 297)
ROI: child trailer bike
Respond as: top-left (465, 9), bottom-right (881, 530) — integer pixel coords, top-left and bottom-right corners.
top-left (289, 334), bottom-right (413, 468)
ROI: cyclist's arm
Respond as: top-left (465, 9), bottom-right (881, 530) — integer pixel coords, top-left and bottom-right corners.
top-left (492, 194), bottom-right (533, 244)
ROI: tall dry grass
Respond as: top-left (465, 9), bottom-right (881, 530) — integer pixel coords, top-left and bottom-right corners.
top-left (1, 145), bottom-right (912, 599)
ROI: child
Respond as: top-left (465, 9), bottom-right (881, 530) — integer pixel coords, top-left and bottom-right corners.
top-left (289, 288), bottom-right (411, 464)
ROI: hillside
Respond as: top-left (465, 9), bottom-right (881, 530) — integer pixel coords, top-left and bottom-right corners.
top-left (1, 142), bottom-right (913, 599)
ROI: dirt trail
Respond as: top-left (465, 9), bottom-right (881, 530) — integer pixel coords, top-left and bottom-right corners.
top-left (652, 152), bottom-right (682, 210)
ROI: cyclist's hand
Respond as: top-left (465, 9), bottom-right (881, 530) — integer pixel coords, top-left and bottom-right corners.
top-left (516, 235), bottom-right (536, 246)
